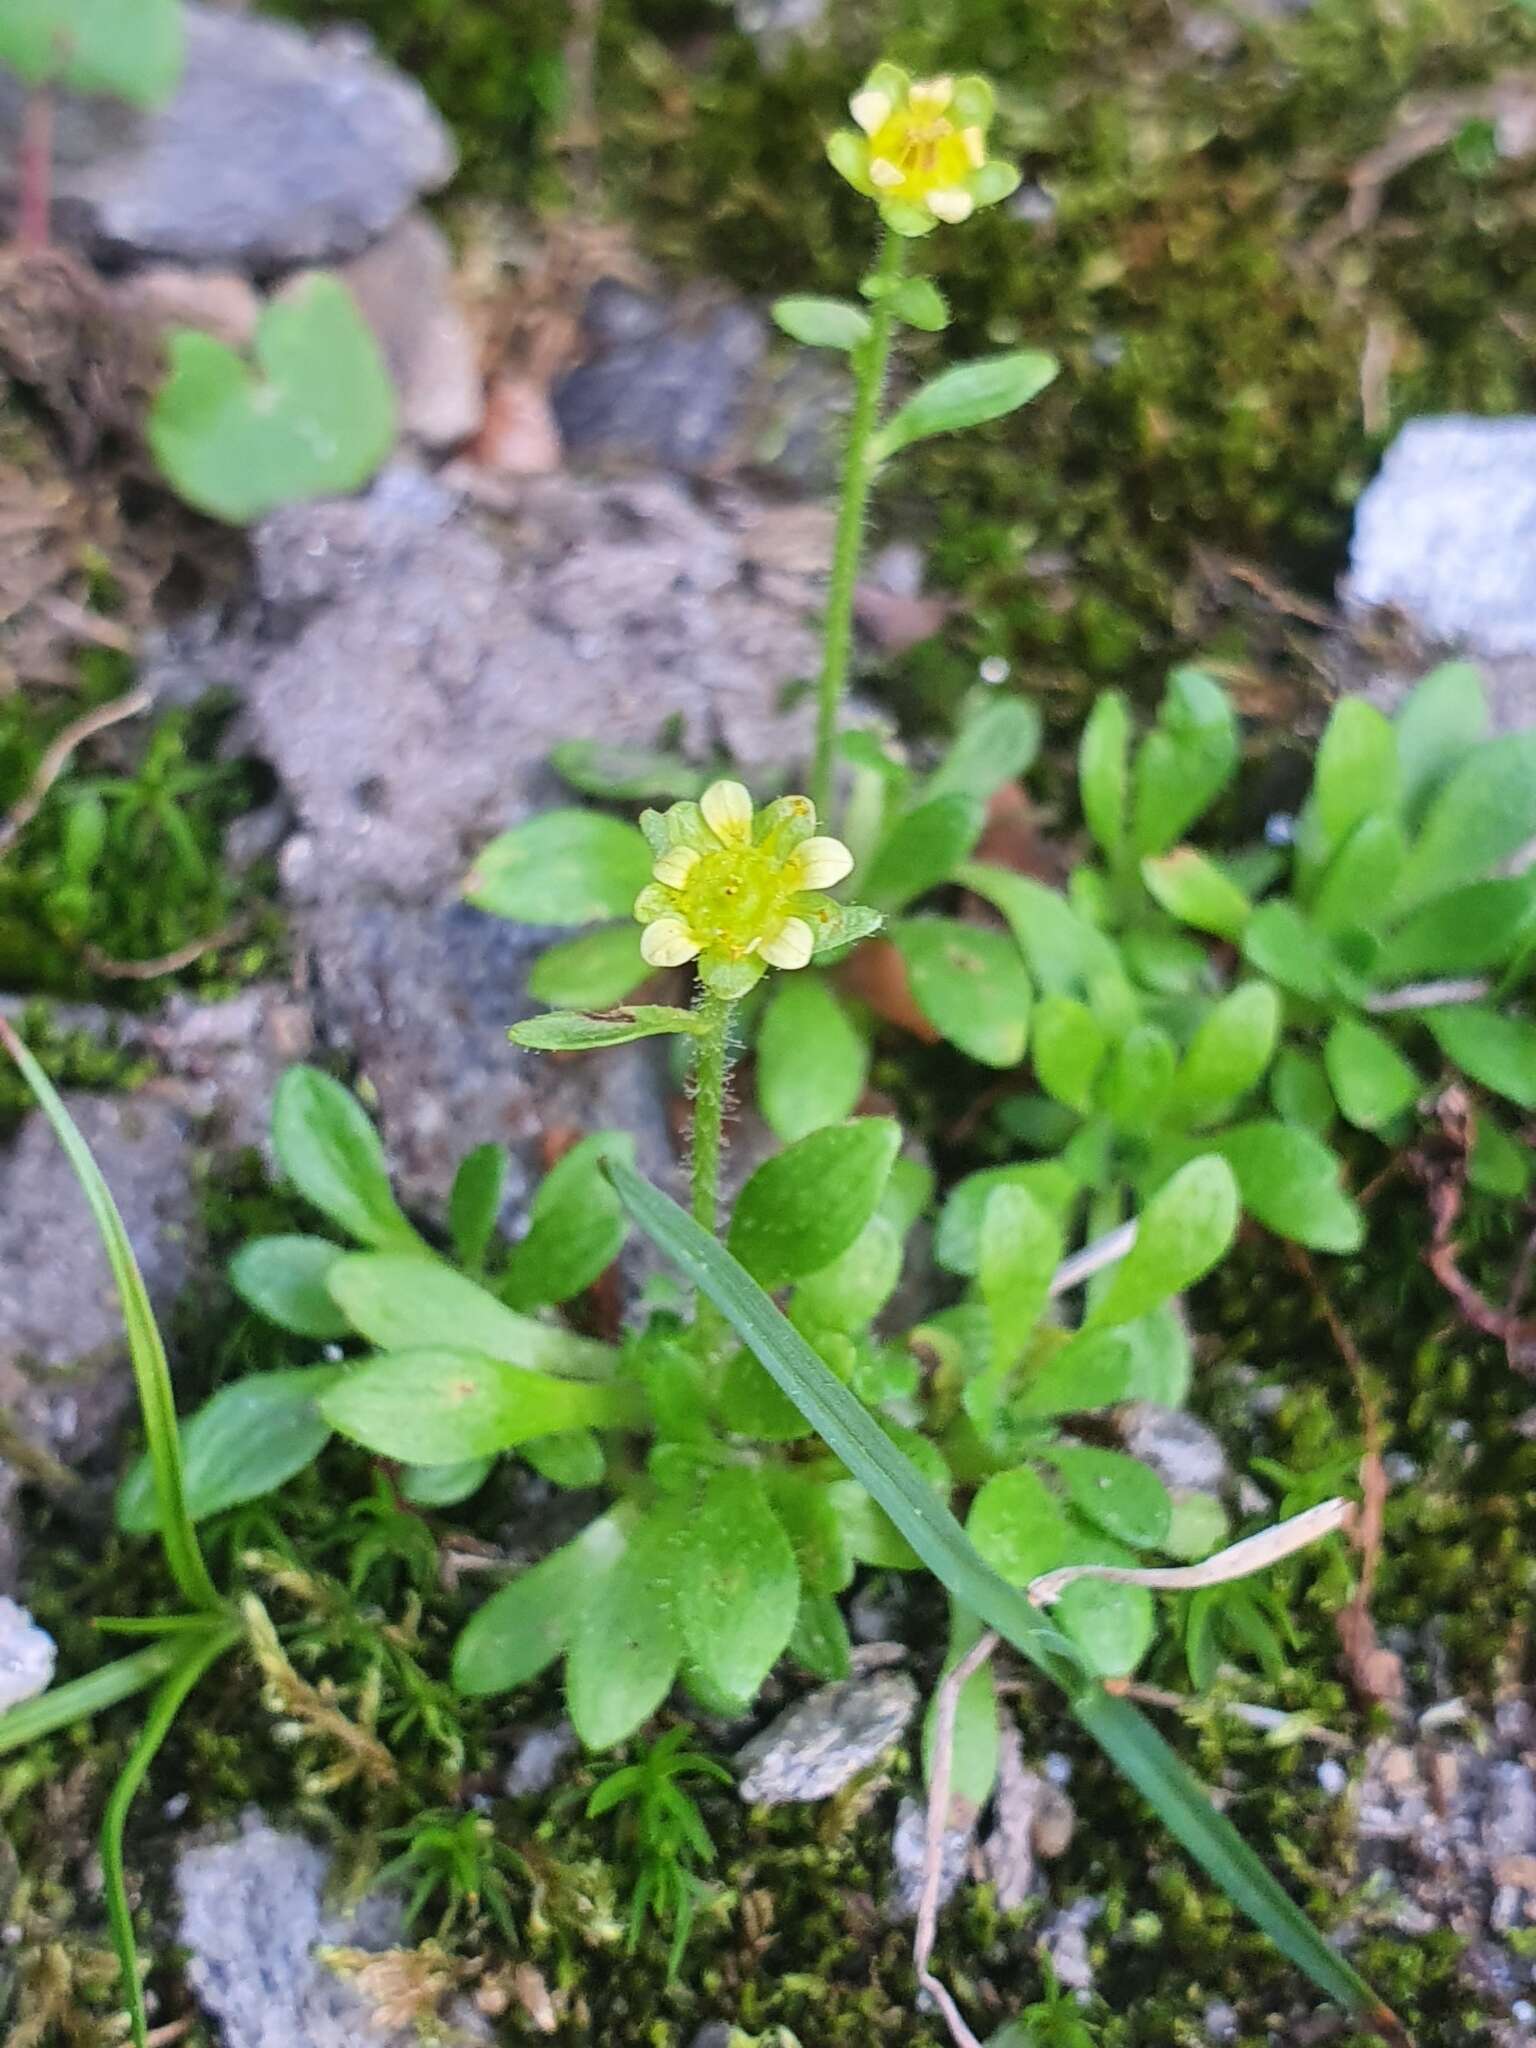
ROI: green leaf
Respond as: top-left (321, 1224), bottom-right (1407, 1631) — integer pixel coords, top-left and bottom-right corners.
top-left (763, 1469), bottom-right (854, 1594)
top-left (1015, 1330), bottom-right (1137, 1418)
top-left (811, 900), bottom-right (885, 960)
top-left (453, 1507), bottom-right (634, 1696)
top-left (609, 1160), bottom-right (1395, 2027)
top-left (399, 1457), bottom-right (494, 1507)
top-left (979, 1185), bottom-right (1062, 1377)
top-left (1086, 1158), bottom-right (1239, 1330)
top-left (1376, 877), bottom-right (1536, 982)
top-left (1172, 983), bottom-right (1281, 1126)
top-left (551, 739), bottom-right (707, 804)
top-left (449, 1144), bottom-right (507, 1271)
top-left (936, 1162), bottom-right (1079, 1276)
top-left (148, 277), bottom-right (394, 524)
top-left (1270, 1045), bottom-right (1336, 1135)
top-left (1393, 661), bottom-right (1487, 823)
top-left (772, 295), bottom-right (873, 350)
top-left (1394, 731), bottom-right (1536, 913)
top-left (509, 1004), bottom-right (702, 1051)
top-left (271, 1066), bottom-right (422, 1252)
top-left (1424, 1005), bottom-right (1536, 1110)
top-left (720, 1349), bottom-right (815, 1442)
top-left (1142, 848), bottom-right (1252, 941)
top-left (1130, 669), bottom-right (1238, 858)
top-left (864, 794), bottom-right (986, 912)
top-left (229, 1234), bottom-right (350, 1338)
top-left (567, 1507), bottom-right (684, 1748)
top-left (1100, 1024), bottom-right (1177, 1130)
top-left (1043, 1444), bottom-right (1171, 1549)
top-left (523, 1430), bottom-right (606, 1488)
top-left (793, 1215), bottom-right (903, 1335)
top-left (0, 1022), bottom-right (219, 1614)
top-left (728, 1118), bottom-right (901, 1288)
top-left (1323, 1017), bottom-right (1420, 1131)
top-left (321, 1350), bottom-right (634, 1463)
top-left (1241, 901), bottom-right (1336, 1003)
top-left (529, 925), bottom-right (650, 1010)
top-left (1214, 1122), bottom-right (1363, 1252)
top-left (502, 1132), bottom-right (634, 1310)
top-left (1118, 1305), bottom-right (1193, 1407)
top-left (757, 975), bottom-right (868, 1142)
top-left (791, 1592), bottom-right (853, 1680)
top-left (327, 1254), bottom-right (614, 1379)
top-left (1079, 691), bottom-right (1130, 861)
top-left (967, 1466), bottom-right (1072, 1584)
top-left (0, 0), bottom-right (182, 105)
top-left (1295, 700), bottom-right (1398, 895)
top-left (1469, 1109), bottom-right (1533, 1197)
top-left (870, 351), bottom-right (1059, 461)
top-left (677, 1468), bottom-right (800, 1702)
top-left (117, 1367), bottom-right (339, 1534)
top-left (959, 865), bottom-right (1128, 1000)
top-left (1032, 994), bottom-right (1106, 1113)
top-left (1057, 1568), bottom-right (1156, 1681)
top-left (893, 917), bottom-right (1032, 1067)
top-left (1310, 814), bottom-right (1407, 935)
top-left (923, 695), bottom-right (1041, 807)
top-left (881, 277), bottom-right (950, 331)
top-left (467, 809), bottom-right (652, 927)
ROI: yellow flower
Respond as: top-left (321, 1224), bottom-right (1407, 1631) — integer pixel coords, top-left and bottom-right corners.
top-left (635, 781), bottom-right (858, 998)
top-left (828, 65), bottom-right (1019, 236)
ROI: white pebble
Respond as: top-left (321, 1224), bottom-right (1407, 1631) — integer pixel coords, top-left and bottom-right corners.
top-left (1316, 1759), bottom-right (1348, 1797)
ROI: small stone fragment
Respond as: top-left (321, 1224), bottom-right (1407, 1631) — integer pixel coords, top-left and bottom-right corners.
top-left (735, 1671), bottom-right (919, 1805)
top-left (1117, 1402), bottom-right (1230, 1494)
top-left (503, 1721), bottom-right (577, 1799)
top-left (888, 1792), bottom-right (973, 1921)
top-left (1042, 1895), bottom-right (1101, 1994)
top-left (339, 212), bottom-right (484, 452)
top-left (0, 1598), bottom-right (55, 1712)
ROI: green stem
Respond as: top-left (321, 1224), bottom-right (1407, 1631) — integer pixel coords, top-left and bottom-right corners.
top-left (811, 227), bottom-right (906, 822)
top-left (690, 992), bottom-right (734, 1355)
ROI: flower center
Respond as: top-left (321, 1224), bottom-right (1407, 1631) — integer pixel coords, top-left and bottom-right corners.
top-left (680, 845), bottom-right (798, 959)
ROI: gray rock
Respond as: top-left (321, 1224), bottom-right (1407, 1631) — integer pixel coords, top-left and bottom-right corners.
top-left (0, 1091), bottom-right (198, 1470)
top-left (1042, 1895), bottom-right (1101, 1994)
top-left (0, 1597), bottom-right (55, 1711)
top-left (889, 1792), bottom-right (973, 1921)
top-left (1342, 417), bottom-right (1536, 734)
top-left (337, 212), bottom-right (484, 453)
top-left (554, 281), bottom-right (767, 474)
top-left (735, 1671), bottom-right (919, 1805)
top-left (0, 4), bottom-right (454, 270)
top-left (178, 1810), bottom-right (490, 2048)
top-left (146, 463), bottom-right (825, 1210)
top-left (1117, 1402), bottom-right (1230, 1495)
top-left (503, 1720), bottom-right (578, 1799)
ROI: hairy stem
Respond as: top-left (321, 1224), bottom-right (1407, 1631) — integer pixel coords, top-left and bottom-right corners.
top-left (811, 227), bottom-right (906, 822)
top-left (690, 992), bottom-right (734, 1354)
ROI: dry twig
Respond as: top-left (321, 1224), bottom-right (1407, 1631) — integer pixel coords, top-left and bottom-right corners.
top-left (914, 1629), bottom-right (1000, 2048)
top-left (78, 911), bottom-right (256, 982)
top-left (1418, 1087), bottom-right (1536, 1365)
top-left (0, 684), bottom-right (150, 860)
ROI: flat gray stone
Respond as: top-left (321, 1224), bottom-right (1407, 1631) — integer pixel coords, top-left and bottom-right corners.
top-left (888, 1791), bottom-right (973, 1920)
top-left (0, 1090), bottom-right (198, 1466)
top-left (1117, 1403), bottom-right (1230, 1495)
top-left (735, 1671), bottom-right (919, 1805)
top-left (0, 1596), bottom-right (55, 1711)
top-left (177, 1811), bottom-right (490, 2048)
top-left (0, 4), bottom-right (454, 269)
top-left (1346, 417), bottom-right (1536, 661)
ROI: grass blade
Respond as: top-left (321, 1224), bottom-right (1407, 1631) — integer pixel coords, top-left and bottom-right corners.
top-left (609, 1161), bottom-right (1400, 2037)
top-left (100, 1622), bottom-right (241, 2048)
top-left (0, 1020), bottom-right (221, 1613)
top-left (0, 1640), bottom-right (188, 1756)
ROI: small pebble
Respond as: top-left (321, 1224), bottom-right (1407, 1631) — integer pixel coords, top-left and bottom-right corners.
top-left (1316, 1759), bottom-right (1348, 1797)
top-left (0, 1599), bottom-right (55, 1713)
top-left (978, 655), bottom-right (1010, 685)
top-left (1044, 1751), bottom-right (1073, 1786)
top-left (1511, 2001), bottom-right (1534, 2026)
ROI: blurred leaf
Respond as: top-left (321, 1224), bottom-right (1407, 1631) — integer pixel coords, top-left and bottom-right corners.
top-left (502, 1132), bottom-right (634, 1310)
top-left (865, 794), bottom-right (986, 912)
top-left (0, 0), bottom-right (183, 102)
top-left (1130, 669), bottom-right (1238, 858)
top-left (118, 1368), bottom-right (338, 1533)
top-left (1142, 847), bottom-right (1250, 941)
top-left (1086, 1158), bottom-right (1238, 1329)
top-left (870, 351), bottom-right (1058, 461)
top-left (229, 1234), bottom-right (350, 1338)
top-left (1213, 1122), bottom-right (1363, 1251)
top-left (272, 1066), bottom-right (422, 1252)
top-left (449, 1144), bottom-right (507, 1271)
top-left (1323, 1017), bottom-right (1419, 1131)
top-left (328, 1254), bottom-right (613, 1378)
top-left (529, 925), bottom-right (650, 1009)
top-left (728, 1118), bottom-right (900, 1288)
top-left (893, 916), bottom-right (1031, 1067)
top-left (321, 1350), bottom-right (634, 1463)
top-left (567, 1507), bottom-right (683, 1748)
top-left (467, 810), bottom-right (652, 926)
top-left (772, 294), bottom-right (872, 350)
top-left (454, 1508), bottom-right (634, 1696)
top-left (1424, 1004), bottom-right (1536, 1109)
top-left (509, 1004), bottom-right (701, 1051)
top-left (757, 975), bottom-right (868, 1142)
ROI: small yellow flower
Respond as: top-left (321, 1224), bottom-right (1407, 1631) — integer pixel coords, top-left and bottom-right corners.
top-left (828, 65), bottom-right (1019, 236)
top-left (635, 781), bottom-right (858, 998)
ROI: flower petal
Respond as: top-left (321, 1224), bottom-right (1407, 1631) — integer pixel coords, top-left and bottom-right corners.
top-left (908, 76), bottom-right (954, 116)
top-left (701, 779), bottom-right (754, 846)
top-left (962, 125), bottom-right (987, 169)
top-left (926, 187), bottom-right (975, 224)
top-left (640, 917), bottom-right (701, 967)
top-left (788, 835), bottom-right (854, 891)
top-left (652, 845), bottom-right (700, 889)
top-left (634, 882), bottom-right (675, 923)
top-left (760, 916), bottom-right (815, 971)
top-left (869, 157), bottom-right (905, 191)
top-left (850, 88), bottom-right (892, 135)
